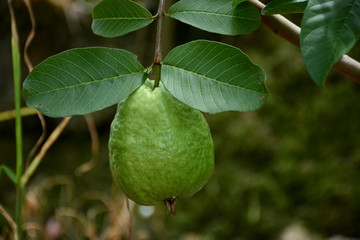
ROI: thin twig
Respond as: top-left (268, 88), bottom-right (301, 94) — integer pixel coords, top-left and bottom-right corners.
top-left (21, 0), bottom-right (49, 169)
top-left (248, 0), bottom-right (360, 82)
top-left (75, 114), bottom-right (99, 176)
top-left (0, 204), bottom-right (18, 240)
top-left (22, 0), bottom-right (35, 72)
top-left (56, 207), bottom-right (88, 230)
top-left (20, 117), bottom-right (72, 188)
top-left (21, 0), bottom-right (48, 164)
top-left (26, 112), bottom-right (46, 168)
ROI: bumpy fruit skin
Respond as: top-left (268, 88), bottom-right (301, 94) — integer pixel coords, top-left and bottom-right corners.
top-left (109, 80), bottom-right (214, 205)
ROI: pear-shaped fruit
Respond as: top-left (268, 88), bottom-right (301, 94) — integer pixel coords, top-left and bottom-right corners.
top-left (109, 80), bottom-right (214, 208)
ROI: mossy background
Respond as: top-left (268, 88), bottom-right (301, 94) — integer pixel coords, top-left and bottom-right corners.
top-left (1, 0), bottom-right (360, 239)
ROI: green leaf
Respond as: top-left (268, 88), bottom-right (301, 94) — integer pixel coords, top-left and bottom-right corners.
top-left (300, 0), bottom-right (360, 86)
top-left (92, 0), bottom-right (154, 38)
top-left (0, 165), bottom-right (17, 184)
top-left (161, 40), bottom-right (268, 114)
top-left (233, 0), bottom-right (248, 7)
top-left (23, 47), bottom-right (146, 117)
top-left (262, 0), bottom-right (308, 15)
top-left (168, 0), bottom-right (261, 35)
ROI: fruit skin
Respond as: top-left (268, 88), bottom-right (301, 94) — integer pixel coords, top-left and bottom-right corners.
top-left (109, 80), bottom-right (214, 205)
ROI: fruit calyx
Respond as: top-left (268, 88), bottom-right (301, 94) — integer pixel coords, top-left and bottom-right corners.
top-left (164, 197), bottom-right (177, 215)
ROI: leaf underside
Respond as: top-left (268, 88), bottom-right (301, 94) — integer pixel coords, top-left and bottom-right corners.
top-left (168, 0), bottom-right (261, 35)
top-left (262, 0), bottom-right (308, 15)
top-left (300, 0), bottom-right (360, 86)
top-left (92, 0), bottom-right (154, 38)
top-left (23, 47), bottom-right (146, 117)
top-left (162, 40), bottom-right (268, 114)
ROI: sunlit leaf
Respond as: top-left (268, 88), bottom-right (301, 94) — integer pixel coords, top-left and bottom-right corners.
top-left (300, 0), bottom-right (360, 85)
top-left (262, 0), bottom-right (308, 15)
top-left (92, 0), bottom-right (154, 38)
top-left (168, 0), bottom-right (260, 35)
top-left (162, 40), bottom-right (268, 113)
top-left (23, 48), bottom-right (146, 117)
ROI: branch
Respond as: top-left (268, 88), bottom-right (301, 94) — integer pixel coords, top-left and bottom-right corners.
top-left (154, 0), bottom-right (165, 65)
top-left (154, 0), bottom-right (165, 89)
top-left (248, 0), bottom-right (360, 83)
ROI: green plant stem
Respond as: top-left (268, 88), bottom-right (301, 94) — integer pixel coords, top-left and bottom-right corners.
top-left (248, 0), bottom-right (360, 83)
top-left (12, 39), bottom-right (22, 184)
top-left (0, 107), bottom-right (38, 122)
top-left (13, 28), bottom-right (24, 240)
top-left (153, 0), bottom-right (165, 89)
top-left (9, 1), bottom-right (22, 185)
top-left (15, 188), bottom-right (24, 239)
top-left (8, 0), bottom-right (24, 238)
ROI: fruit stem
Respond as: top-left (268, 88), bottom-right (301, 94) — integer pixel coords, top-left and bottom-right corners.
top-left (153, 0), bottom-right (165, 89)
top-left (154, 63), bottom-right (161, 89)
top-left (164, 197), bottom-right (177, 215)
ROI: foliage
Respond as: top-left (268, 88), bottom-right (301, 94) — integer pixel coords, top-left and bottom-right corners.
top-left (300, 0), bottom-right (360, 85)
top-left (21, 0), bottom-right (360, 116)
top-left (1, 0), bottom-right (360, 239)
top-left (263, 0), bottom-right (360, 85)
top-left (23, 47), bottom-right (147, 117)
top-left (262, 0), bottom-right (308, 15)
top-left (162, 40), bottom-right (267, 113)
top-left (168, 0), bottom-right (261, 35)
top-left (92, 0), bottom-right (154, 37)
top-left (23, 0), bottom-right (267, 117)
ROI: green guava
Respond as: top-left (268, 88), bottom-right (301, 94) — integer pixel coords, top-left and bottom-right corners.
top-left (108, 79), bottom-right (214, 211)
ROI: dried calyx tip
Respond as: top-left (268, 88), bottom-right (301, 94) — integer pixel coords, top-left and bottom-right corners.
top-left (164, 197), bottom-right (177, 215)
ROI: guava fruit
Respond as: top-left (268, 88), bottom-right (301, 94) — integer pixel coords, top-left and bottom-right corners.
top-left (108, 79), bottom-right (214, 213)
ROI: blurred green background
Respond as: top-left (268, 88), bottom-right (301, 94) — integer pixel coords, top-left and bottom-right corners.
top-left (1, 0), bottom-right (360, 239)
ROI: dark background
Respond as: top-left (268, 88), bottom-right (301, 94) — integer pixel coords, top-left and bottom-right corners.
top-left (1, 0), bottom-right (360, 239)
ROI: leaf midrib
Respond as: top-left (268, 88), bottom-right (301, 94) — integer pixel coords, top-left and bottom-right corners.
top-left (168, 10), bottom-right (253, 20)
top-left (93, 16), bottom-right (154, 20)
top-left (28, 71), bottom-right (143, 97)
top-left (163, 64), bottom-right (266, 95)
